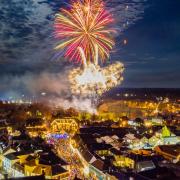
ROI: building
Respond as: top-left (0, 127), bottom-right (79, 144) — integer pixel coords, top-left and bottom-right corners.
top-left (24, 163), bottom-right (69, 179)
top-left (127, 126), bottom-right (180, 150)
top-left (51, 118), bottom-right (78, 133)
top-left (127, 153), bottom-right (158, 173)
top-left (24, 151), bottom-right (69, 179)
top-left (1, 151), bottom-right (34, 177)
top-left (25, 118), bottom-right (47, 137)
top-left (113, 155), bottom-right (134, 169)
top-left (151, 116), bottom-right (164, 125)
top-left (161, 126), bottom-right (180, 145)
top-left (0, 131), bottom-right (70, 179)
top-left (1, 149), bottom-right (70, 179)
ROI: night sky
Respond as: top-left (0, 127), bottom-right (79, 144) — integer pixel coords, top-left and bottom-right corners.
top-left (0, 0), bottom-right (180, 98)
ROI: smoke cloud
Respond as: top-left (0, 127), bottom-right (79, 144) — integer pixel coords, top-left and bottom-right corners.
top-left (0, 71), bottom-right (69, 96)
top-left (0, 70), bottom-right (97, 113)
top-left (50, 97), bottom-right (97, 114)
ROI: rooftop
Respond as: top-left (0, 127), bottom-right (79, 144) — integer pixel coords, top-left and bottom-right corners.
top-left (38, 151), bottom-right (68, 166)
top-left (5, 153), bottom-right (18, 160)
top-left (51, 165), bottom-right (67, 176)
top-left (158, 144), bottom-right (180, 157)
top-left (138, 167), bottom-right (179, 180)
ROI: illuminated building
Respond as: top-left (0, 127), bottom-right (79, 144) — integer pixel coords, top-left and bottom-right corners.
top-left (24, 162), bottom-right (69, 179)
top-left (113, 155), bottom-right (134, 168)
top-left (23, 150), bottom-right (70, 180)
top-left (0, 129), bottom-right (70, 179)
top-left (12, 162), bottom-right (25, 177)
top-left (74, 127), bottom-right (138, 179)
top-left (148, 136), bottom-right (162, 147)
top-left (162, 126), bottom-right (171, 137)
top-left (1, 149), bottom-right (69, 179)
top-left (2, 153), bottom-right (19, 176)
top-left (151, 117), bottom-right (164, 125)
top-left (140, 137), bottom-right (149, 144)
top-left (161, 126), bottom-right (180, 145)
top-left (25, 118), bottom-right (47, 137)
top-left (51, 118), bottom-right (78, 133)
top-left (125, 126), bottom-right (180, 150)
top-left (1, 151), bottom-right (33, 177)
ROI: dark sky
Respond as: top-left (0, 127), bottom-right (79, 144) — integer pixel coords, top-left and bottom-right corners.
top-left (120, 0), bottom-right (180, 88)
top-left (0, 0), bottom-right (180, 98)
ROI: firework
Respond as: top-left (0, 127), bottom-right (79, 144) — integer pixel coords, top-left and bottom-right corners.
top-left (69, 62), bottom-right (124, 96)
top-left (54, 0), bottom-right (115, 64)
top-left (54, 0), bottom-right (125, 97)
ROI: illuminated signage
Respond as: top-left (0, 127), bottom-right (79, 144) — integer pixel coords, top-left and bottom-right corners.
top-left (50, 133), bottom-right (69, 139)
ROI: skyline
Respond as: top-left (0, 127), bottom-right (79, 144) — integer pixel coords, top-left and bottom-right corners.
top-left (0, 0), bottom-right (180, 99)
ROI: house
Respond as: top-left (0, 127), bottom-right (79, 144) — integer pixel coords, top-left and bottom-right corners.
top-left (140, 136), bottom-right (149, 144)
top-left (113, 155), bottom-right (134, 169)
top-left (24, 151), bottom-right (69, 179)
top-left (25, 118), bottom-right (47, 137)
top-left (163, 136), bottom-right (180, 145)
top-left (1, 143), bottom-right (70, 179)
top-left (160, 126), bottom-right (180, 145)
top-left (2, 151), bottom-right (34, 177)
top-left (24, 163), bottom-right (69, 179)
top-left (148, 136), bottom-right (162, 147)
top-left (151, 116), bottom-right (164, 125)
top-left (12, 162), bottom-right (25, 177)
top-left (127, 153), bottom-right (156, 173)
top-left (123, 133), bottom-right (139, 144)
top-left (2, 153), bottom-right (19, 175)
top-left (10, 132), bottom-right (32, 145)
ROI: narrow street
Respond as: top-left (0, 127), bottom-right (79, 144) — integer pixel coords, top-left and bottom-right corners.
top-left (46, 134), bottom-right (86, 180)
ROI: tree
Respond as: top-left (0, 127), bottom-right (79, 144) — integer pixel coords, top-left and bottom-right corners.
top-left (66, 107), bottom-right (79, 117)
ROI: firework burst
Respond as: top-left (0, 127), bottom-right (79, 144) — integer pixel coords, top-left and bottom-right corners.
top-left (69, 62), bottom-right (124, 96)
top-left (54, 0), bottom-right (115, 64)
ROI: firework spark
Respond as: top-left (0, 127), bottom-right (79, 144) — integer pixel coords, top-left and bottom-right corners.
top-left (54, 0), bottom-right (115, 64)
